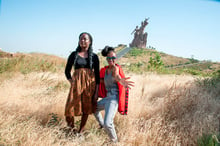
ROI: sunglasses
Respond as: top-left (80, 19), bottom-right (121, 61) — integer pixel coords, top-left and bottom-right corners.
top-left (106, 56), bottom-right (116, 61)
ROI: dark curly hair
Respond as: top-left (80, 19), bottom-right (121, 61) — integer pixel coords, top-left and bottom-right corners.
top-left (73, 32), bottom-right (93, 69)
top-left (101, 46), bottom-right (115, 57)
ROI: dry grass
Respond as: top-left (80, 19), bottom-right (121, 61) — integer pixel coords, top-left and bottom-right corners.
top-left (0, 71), bottom-right (220, 146)
top-left (0, 52), bottom-right (65, 75)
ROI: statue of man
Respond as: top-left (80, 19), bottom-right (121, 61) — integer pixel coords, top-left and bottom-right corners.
top-left (130, 18), bottom-right (149, 48)
top-left (131, 25), bottom-right (141, 42)
top-left (131, 26), bottom-right (139, 35)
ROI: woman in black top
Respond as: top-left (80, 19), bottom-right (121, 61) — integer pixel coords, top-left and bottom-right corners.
top-left (65, 32), bottom-right (100, 133)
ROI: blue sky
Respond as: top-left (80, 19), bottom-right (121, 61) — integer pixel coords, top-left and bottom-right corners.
top-left (0, 0), bottom-right (220, 62)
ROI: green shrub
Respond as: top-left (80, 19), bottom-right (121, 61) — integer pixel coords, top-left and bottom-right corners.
top-left (197, 133), bottom-right (220, 146)
top-left (127, 62), bottom-right (145, 73)
top-left (148, 52), bottom-right (164, 70)
top-left (47, 113), bottom-right (61, 127)
top-left (188, 57), bottom-right (199, 63)
top-left (184, 69), bottom-right (202, 76)
top-left (196, 70), bottom-right (220, 88)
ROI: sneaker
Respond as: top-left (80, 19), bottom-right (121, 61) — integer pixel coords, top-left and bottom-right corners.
top-left (111, 138), bottom-right (118, 143)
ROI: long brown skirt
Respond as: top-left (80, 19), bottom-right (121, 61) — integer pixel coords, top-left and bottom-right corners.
top-left (65, 68), bottom-right (96, 117)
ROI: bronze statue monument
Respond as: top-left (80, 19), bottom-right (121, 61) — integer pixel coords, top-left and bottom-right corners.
top-left (130, 18), bottom-right (149, 48)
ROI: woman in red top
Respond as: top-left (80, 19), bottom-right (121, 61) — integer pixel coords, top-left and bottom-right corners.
top-left (94, 46), bottom-right (134, 142)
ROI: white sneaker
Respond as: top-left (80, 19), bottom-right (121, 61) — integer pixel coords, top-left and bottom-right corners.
top-left (111, 138), bottom-right (118, 143)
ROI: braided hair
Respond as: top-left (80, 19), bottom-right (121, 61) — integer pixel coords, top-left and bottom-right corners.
top-left (73, 32), bottom-right (94, 69)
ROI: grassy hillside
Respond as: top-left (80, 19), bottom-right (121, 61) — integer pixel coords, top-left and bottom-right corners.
top-left (111, 46), bottom-right (220, 76)
top-left (1, 47), bottom-right (219, 76)
top-left (0, 49), bottom-right (220, 145)
top-left (0, 51), bottom-right (65, 73)
top-left (0, 51), bottom-right (66, 82)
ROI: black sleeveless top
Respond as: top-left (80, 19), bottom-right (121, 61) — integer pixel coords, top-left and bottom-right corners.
top-left (65, 51), bottom-right (100, 84)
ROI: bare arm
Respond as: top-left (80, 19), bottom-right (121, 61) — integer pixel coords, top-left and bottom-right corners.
top-left (112, 66), bottom-right (134, 89)
top-left (112, 66), bottom-right (121, 82)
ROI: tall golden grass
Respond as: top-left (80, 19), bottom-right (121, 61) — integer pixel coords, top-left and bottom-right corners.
top-left (0, 71), bottom-right (219, 146)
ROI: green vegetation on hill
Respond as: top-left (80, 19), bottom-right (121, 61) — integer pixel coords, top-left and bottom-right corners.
top-left (1, 47), bottom-right (219, 78)
top-left (113, 47), bottom-right (220, 77)
top-left (197, 133), bottom-right (220, 146)
top-left (1, 47), bottom-right (220, 85)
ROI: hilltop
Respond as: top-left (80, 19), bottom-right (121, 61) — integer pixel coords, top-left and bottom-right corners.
top-left (100, 45), bottom-right (220, 75)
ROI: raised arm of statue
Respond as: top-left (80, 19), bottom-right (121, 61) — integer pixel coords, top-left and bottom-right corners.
top-left (144, 17), bottom-right (149, 26)
top-left (131, 26), bottom-right (139, 35)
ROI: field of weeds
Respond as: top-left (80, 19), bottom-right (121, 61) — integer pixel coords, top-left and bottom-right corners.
top-left (0, 71), bottom-right (219, 146)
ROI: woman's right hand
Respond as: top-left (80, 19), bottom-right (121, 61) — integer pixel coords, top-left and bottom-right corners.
top-left (68, 79), bottom-right (73, 85)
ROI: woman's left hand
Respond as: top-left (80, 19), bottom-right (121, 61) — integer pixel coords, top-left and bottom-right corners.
top-left (93, 93), bottom-right (98, 103)
top-left (120, 77), bottom-right (134, 89)
top-left (92, 93), bottom-right (98, 113)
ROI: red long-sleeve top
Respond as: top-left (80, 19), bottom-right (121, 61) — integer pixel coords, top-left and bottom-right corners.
top-left (98, 64), bottom-right (129, 115)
